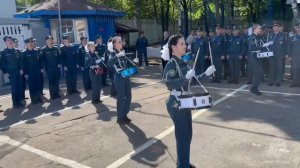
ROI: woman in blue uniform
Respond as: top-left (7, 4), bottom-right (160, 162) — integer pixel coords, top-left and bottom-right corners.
top-left (162, 34), bottom-right (215, 168)
top-left (108, 36), bottom-right (135, 125)
top-left (85, 42), bottom-right (105, 104)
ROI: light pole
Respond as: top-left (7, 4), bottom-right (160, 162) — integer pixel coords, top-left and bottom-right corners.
top-left (58, 0), bottom-right (63, 46)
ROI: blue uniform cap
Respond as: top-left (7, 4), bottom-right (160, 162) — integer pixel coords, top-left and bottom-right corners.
top-left (24, 37), bottom-right (35, 43)
top-left (3, 36), bottom-right (12, 42)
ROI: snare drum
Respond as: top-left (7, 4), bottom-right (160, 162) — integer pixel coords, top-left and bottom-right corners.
top-left (257, 51), bottom-right (274, 58)
top-left (182, 54), bottom-right (193, 62)
top-left (120, 67), bottom-right (138, 78)
top-left (177, 92), bottom-right (213, 110)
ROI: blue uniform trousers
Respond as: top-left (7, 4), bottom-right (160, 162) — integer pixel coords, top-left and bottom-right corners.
top-left (114, 74), bottom-right (131, 119)
top-left (166, 96), bottom-right (192, 168)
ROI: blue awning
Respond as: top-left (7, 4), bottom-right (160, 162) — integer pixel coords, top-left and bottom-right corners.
top-left (15, 10), bottom-right (126, 18)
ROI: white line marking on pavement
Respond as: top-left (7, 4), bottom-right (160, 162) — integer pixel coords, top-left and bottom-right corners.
top-left (206, 86), bottom-right (300, 96)
top-left (0, 135), bottom-right (91, 168)
top-left (106, 84), bottom-right (248, 168)
top-left (0, 81), bottom-right (161, 131)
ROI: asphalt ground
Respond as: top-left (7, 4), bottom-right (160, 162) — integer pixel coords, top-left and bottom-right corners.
top-left (0, 64), bottom-right (300, 168)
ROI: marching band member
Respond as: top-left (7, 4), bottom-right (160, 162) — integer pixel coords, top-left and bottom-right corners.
top-left (85, 42), bottom-right (105, 104)
top-left (162, 34), bottom-right (215, 168)
top-left (108, 36), bottom-right (135, 124)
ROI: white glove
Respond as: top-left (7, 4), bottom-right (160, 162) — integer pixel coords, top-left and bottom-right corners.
top-left (116, 51), bottom-right (125, 57)
top-left (101, 57), bottom-right (105, 61)
top-left (133, 57), bottom-right (139, 63)
top-left (185, 69), bottom-right (195, 80)
top-left (96, 59), bottom-right (101, 64)
top-left (205, 65), bottom-right (216, 76)
top-left (262, 41), bottom-right (273, 47)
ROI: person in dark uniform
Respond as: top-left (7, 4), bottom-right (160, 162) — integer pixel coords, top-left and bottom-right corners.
top-left (108, 36), bottom-right (134, 124)
top-left (162, 34), bottom-right (215, 168)
top-left (12, 38), bottom-right (27, 101)
top-left (21, 38), bottom-right (43, 104)
top-left (136, 31), bottom-right (149, 67)
top-left (32, 38), bottom-right (45, 96)
top-left (41, 36), bottom-right (61, 99)
top-left (107, 38), bottom-right (117, 96)
top-left (223, 26), bottom-right (231, 80)
top-left (249, 24), bottom-right (273, 95)
top-left (288, 23), bottom-right (300, 87)
top-left (61, 35), bottom-right (80, 95)
top-left (161, 31), bottom-right (170, 70)
top-left (268, 21), bottom-right (287, 86)
top-left (227, 26), bottom-right (243, 84)
top-left (191, 28), bottom-right (209, 75)
top-left (241, 26), bottom-right (249, 78)
top-left (0, 36), bottom-right (24, 108)
top-left (77, 36), bottom-right (91, 91)
top-left (210, 25), bottom-right (226, 83)
top-left (95, 35), bottom-right (108, 86)
top-left (85, 42), bottom-right (105, 104)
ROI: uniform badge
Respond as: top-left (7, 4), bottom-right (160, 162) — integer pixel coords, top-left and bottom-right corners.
top-left (237, 41), bottom-right (240, 45)
top-left (168, 69), bottom-right (176, 77)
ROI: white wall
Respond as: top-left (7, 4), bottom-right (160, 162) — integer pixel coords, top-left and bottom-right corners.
top-left (0, 0), bottom-right (17, 18)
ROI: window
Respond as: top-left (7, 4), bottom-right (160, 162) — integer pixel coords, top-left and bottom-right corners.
top-left (50, 19), bottom-right (88, 44)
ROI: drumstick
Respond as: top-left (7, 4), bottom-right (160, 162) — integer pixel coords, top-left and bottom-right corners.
top-left (208, 40), bottom-right (215, 77)
top-left (188, 48), bottom-right (200, 91)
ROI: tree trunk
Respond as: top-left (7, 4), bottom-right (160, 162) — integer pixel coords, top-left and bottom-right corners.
top-left (153, 0), bottom-right (158, 21)
top-left (182, 0), bottom-right (189, 38)
top-left (214, 0), bottom-right (220, 24)
top-left (160, 0), bottom-right (165, 32)
top-left (226, 0), bottom-right (232, 25)
top-left (165, 0), bottom-right (171, 31)
top-left (247, 0), bottom-right (256, 22)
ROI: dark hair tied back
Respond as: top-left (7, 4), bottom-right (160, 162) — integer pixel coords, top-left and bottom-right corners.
top-left (168, 34), bottom-right (184, 57)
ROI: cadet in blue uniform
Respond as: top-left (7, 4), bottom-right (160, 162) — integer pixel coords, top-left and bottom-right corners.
top-left (108, 36), bottom-right (133, 124)
top-left (288, 23), bottom-right (300, 87)
top-left (136, 31), bottom-right (149, 67)
top-left (32, 38), bottom-right (44, 96)
top-left (12, 38), bottom-right (27, 101)
top-left (210, 25), bottom-right (226, 83)
top-left (191, 28), bottom-right (209, 75)
top-left (163, 34), bottom-right (215, 168)
top-left (95, 35), bottom-right (108, 86)
top-left (61, 35), bottom-right (80, 95)
top-left (77, 36), bottom-right (91, 91)
top-left (21, 38), bottom-right (43, 104)
top-left (268, 22), bottom-right (287, 86)
top-left (249, 24), bottom-right (272, 95)
top-left (227, 26), bottom-right (243, 84)
top-left (0, 36), bottom-right (24, 108)
top-left (41, 36), bottom-right (61, 99)
top-left (85, 42), bottom-right (105, 104)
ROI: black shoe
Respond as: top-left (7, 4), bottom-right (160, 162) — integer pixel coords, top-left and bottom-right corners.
top-left (227, 80), bottom-right (234, 83)
top-left (250, 88), bottom-right (262, 96)
top-left (124, 117), bottom-right (132, 123)
top-left (276, 84), bottom-right (280, 87)
top-left (117, 118), bottom-right (131, 125)
top-left (92, 100), bottom-right (102, 104)
top-left (234, 81), bottom-right (239, 84)
top-left (289, 84), bottom-right (297, 88)
top-left (246, 81), bottom-right (252, 84)
top-left (13, 103), bottom-right (25, 108)
top-left (190, 164), bottom-right (196, 168)
top-left (73, 90), bottom-right (81, 94)
top-left (268, 83), bottom-right (274, 86)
